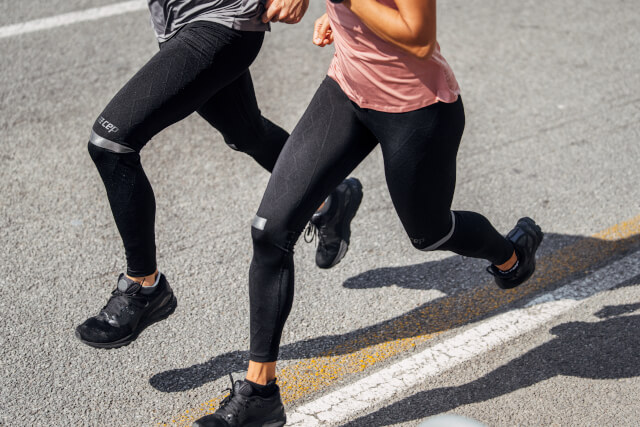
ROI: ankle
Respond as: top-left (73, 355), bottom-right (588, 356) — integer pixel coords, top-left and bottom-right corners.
top-left (126, 270), bottom-right (159, 287)
top-left (246, 361), bottom-right (277, 385)
top-left (245, 378), bottom-right (278, 397)
top-left (496, 251), bottom-right (518, 272)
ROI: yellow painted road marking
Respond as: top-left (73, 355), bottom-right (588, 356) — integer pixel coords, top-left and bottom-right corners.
top-left (167, 215), bottom-right (640, 425)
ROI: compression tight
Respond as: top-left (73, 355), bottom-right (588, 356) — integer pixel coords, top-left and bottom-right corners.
top-left (88, 22), bottom-right (288, 276)
top-left (248, 77), bottom-right (514, 362)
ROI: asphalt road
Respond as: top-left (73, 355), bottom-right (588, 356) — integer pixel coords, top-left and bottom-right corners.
top-left (1, 0), bottom-right (639, 426)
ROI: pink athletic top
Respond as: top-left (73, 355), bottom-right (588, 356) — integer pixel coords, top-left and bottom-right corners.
top-left (326, 0), bottom-right (460, 113)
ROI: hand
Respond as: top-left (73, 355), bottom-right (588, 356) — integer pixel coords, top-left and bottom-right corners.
top-left (313, 13), bottom-right (334, 46)
top-left (261, 0), bottom-right (310, 24)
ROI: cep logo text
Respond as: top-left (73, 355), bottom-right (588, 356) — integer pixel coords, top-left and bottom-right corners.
top-left (98, 116), bottom-right (119, 134)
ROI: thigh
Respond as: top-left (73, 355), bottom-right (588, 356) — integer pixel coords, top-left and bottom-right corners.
top-left (197, 70), bottom-right (263, 145)
top-left (369, 98), bottom-right (465, 241)
top-left (256, 78), bottom-right (378, 236)
top-left (93, 23), bottom-right (264, 152)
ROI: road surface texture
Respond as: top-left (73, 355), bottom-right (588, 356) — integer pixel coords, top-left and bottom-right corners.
top-left (1, 0), bottom-right (639, 425)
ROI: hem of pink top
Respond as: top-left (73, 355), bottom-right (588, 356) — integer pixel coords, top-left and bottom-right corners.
top-left (328, 75), bottom-right (460, 114)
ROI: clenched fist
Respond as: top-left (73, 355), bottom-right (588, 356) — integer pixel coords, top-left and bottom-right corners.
top-left (261, 0), bottom-right (310, 24)
top-left (313, 13), bottom-right (334, 46)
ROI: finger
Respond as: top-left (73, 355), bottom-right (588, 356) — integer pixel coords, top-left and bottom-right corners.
top-left (325, 32), bottom-right (334, 45)
top-left (314, 16), bottom-right (331, 44)
top-left (277, 8), bottom-right (294, 23)
top-left (262, 0), bottom-right (280, 23)
top-left (282, 15), bottom-right (301, 24)
top-left (313, 18), bottom-right (324, 43)
top-left (319, 17), bottom-right (331, 36)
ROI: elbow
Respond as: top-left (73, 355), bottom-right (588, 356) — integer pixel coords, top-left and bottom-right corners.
top-left (403, 28), bottom-right (436, 60)
top-left (408, 42), bottom-right (435, 60)
top-left (398, 11), bottom-right (437, 59)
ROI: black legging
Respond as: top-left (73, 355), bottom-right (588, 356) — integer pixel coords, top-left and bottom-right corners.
top-left (249, 77), bottom-right (514, 362)
top-left (88, 22), bottom-right (288, 276)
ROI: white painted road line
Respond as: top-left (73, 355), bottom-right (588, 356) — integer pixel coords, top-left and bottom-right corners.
top-left (0, 1), bottom-right (146, 39)
top-left (287, 250), bottom-right (640, 426)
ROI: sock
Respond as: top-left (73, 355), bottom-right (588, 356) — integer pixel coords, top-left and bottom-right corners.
top-left (314, 195), bottom-right (332, 219)
top-left (496, 259), bottom-right (519, 275)
top-left (140, 272), bottom-right (161, 295)
top-left (245, 379), bottom-right (278, 398)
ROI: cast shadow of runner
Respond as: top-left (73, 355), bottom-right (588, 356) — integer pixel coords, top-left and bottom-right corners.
top-left (341, 232), bottom-right (580, 291)
top-left (149, 232), bottom-right (640, 393)
top-left (344, 296), bottom-right (640, 426)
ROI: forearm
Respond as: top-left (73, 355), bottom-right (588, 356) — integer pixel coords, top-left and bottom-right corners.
top-left (343, 0), bottom-right (436, 59)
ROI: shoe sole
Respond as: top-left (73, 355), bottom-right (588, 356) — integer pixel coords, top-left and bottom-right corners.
top-left (322, 178), bottom-right (363, 269)
top-left (75, 295), bottom-right (178, 349)
top-left (194, 417), bottom-right (285, 427)
top-left (244, 418), bottom-right (286, 427)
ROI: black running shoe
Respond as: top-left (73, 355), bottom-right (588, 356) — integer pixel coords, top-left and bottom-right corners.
top-left (193, 375), bottom-right (286, 427)
top-left (308, 177), bottom-right (363, 269)
top-left (75, 273), bottom-right (177, 349)
top-left (487, 217), bottom-right (544, 289)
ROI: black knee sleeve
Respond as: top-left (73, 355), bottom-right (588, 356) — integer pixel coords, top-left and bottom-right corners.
top-left (251, 216), bottom-right (297, 257)
top-left (410, 211), bottom-right (456, 251)
top-left (90, 110), bottom-right (140, 153)
top-left (88, 141), bottom-right (141, 209)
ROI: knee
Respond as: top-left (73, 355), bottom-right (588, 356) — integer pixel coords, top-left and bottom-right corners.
top-left (409, 212), bottom-right (456, 251)
top-left (87, 139), bottom-right (142, 192)
top-left (222, 131), bottom-right (264, 155)
top-left (219, 117), bottom-right (265, 153)
top-left (90, 112), bottom-right (141, 154)
top-left (251, 216), bottom-right (297, 260)
top-left (222, 118), bottom-right (286, 168)
top-left (87, 139), bottom-right (103, 161)
top-left (221, 135), bottom-right (242, 151)
top-left (88, 120), bottom-right (139, 165)
top-left (87, 140), bottom-right (115, 171)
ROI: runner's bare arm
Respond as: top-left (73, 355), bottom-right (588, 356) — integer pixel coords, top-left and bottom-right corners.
top-left (262, 0), bottom-right (310, 24)
top-left (342, 0), bottom-right (436, 59)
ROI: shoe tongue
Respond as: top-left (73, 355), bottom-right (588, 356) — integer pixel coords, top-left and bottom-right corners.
top-left (235, 380), bottom-right (255, 397)
top-left (117, 275), bottom-right (141, 293)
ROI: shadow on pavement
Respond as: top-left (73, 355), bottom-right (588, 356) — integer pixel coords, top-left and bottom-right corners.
top-left (342, 232), bottom-right (607, 291)
top-left (149, 232), bottom-right (640, 393)
top-left (344, 299), bottom-right (640, 426)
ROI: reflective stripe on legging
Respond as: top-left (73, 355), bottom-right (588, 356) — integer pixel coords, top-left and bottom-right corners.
top-left (89, 130), bottom-right (135, 154)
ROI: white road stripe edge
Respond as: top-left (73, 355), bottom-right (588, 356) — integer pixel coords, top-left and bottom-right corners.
top-left (0, 1), bottom-right (146, 39)
top-left (288, 250), bottom-right (640, 426)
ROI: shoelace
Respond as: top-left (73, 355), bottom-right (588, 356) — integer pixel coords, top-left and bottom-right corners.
top-left (100, 286), bottom-right (146, 316)
top-left (216, 374), bottom-right (248, 419)
top-left (304, 222), bottom-right (331, 247)
top-left (303, 223), bottom-right (318, 244)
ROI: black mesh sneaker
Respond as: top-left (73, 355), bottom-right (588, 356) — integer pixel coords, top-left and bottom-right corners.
top-left (487, 217), bottom-right (544, 289)
top-left (308, 177), bottom-right (363, 269)
top-left (75, 273), bottom-right (177, 349)
top-left (193, 375), bottom-right (286, 427)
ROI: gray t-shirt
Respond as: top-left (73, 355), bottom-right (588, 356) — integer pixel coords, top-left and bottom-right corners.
top-left (148, 0), bottom-right (269, 42)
